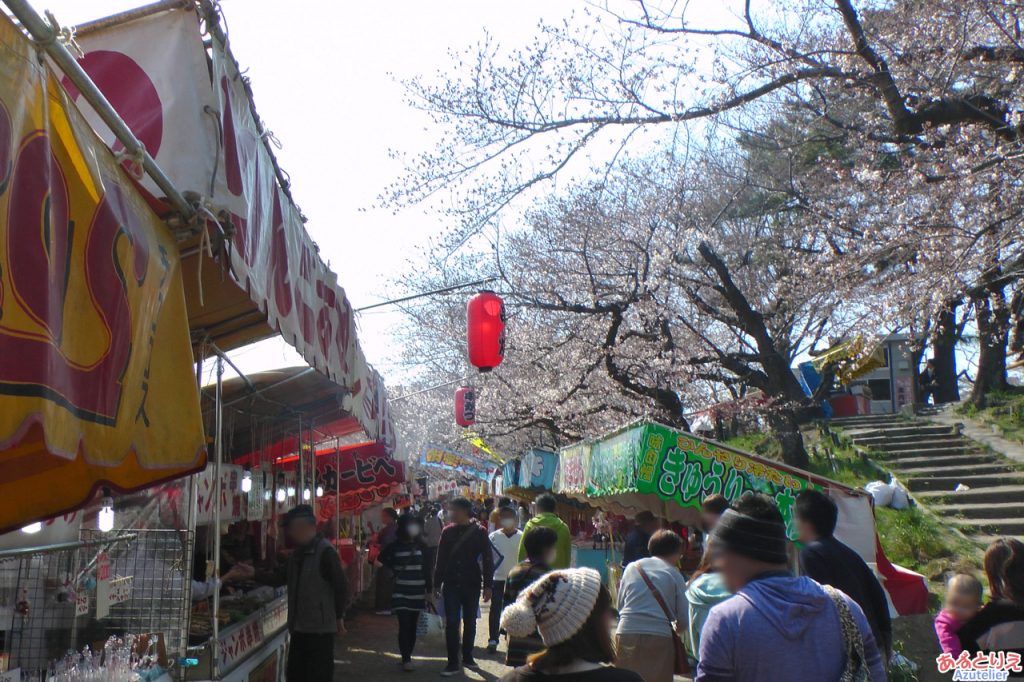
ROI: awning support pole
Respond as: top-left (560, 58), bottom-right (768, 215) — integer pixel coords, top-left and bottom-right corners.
top-left (211, 354), bottom-right (224, 679)
top-left (0, 0), bottom-right (197, 222)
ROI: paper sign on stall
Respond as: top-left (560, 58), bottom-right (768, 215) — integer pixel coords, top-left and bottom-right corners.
top-left (0, 668), bottom-right (21, 682)
top-left (95, 553), bottom-right (111, 619)
top-left (109, 576), bottom-right (133, 606)
top-left (75, 592), bottom-right (89, 617)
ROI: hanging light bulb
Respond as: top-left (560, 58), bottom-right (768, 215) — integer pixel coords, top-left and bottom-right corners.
top-left (287, 485), bottom-right (296, 499)
top-left (316, 485), bottom-right (324, 498)
top-left (302, 488), bottom-right (311, 501)
top-left (21, 522), bottom-right (42, 534)
top-left (241, 467), bottom-right (253, 494)
top-left (276, 488), bottom-right (286, 503)
top-left (264, 489), bottom-right (272, 502)
top-left (98, 488), bottom-right (115, 533)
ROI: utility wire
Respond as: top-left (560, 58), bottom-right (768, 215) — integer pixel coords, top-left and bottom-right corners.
top-left (356, 277), bottom-right (498, 312)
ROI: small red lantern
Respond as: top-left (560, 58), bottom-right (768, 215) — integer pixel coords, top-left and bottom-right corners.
top-left (467, 290), bottom-right (505, 372)
top-left (455, 386), bottom-right (476, 427)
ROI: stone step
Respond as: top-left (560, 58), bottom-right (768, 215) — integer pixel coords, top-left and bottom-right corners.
top-left (954, 517), bottom-right (1024, 536)
top-left (860, 438), bottom-right (978, 454)
top-left (851, 433), bottom-right (969, 447)
top-left (874, 446), bottom-right (985, 460)
top-left (830, 416), bottom-right (906, 427)
top-left (848, 425), bottom-right (957, 438)
top-left (890, 453), bottom-right (1002, 469)
top-left (972, 535), bottom-right (1006, 547)
top-left (908, 473), bottom-right (1024, 493)
top-left (889, 462), bottom-right (1016, 478)
top-left (831, 413), bottom-right (905, 421)
top-left (931, 502), bottom-right (1024, 520)
top-left (917, 484), bottom-right (1024, 505)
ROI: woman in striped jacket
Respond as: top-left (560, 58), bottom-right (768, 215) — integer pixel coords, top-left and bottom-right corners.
top-left (377, 513), bottom-right (433, 671)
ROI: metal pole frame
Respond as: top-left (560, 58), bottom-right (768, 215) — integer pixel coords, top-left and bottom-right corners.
top-left (334, 438), bottom-right (340, 542)
top-left (296, 415), bottom-right (304, 504)
top-left (1, 0), bottom-right (197, 222)
top-left (211, 355), bottom-right (224, 679)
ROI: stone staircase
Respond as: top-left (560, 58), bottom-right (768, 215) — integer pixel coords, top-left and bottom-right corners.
top-left (829, 412), bottom-right (1024, 545)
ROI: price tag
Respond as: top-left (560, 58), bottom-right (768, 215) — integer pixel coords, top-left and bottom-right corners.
top-left (75, 592), bottom-right (89, 617)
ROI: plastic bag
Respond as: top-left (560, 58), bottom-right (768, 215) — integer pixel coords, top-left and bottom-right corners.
top-left (865, 480), bottom-right (894, 507)
top-left (417, 604), bottom-right (445, 645)
top-left (890, 480), bottom-right (910, 510)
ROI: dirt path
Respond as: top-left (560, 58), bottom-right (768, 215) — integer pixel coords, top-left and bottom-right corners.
top-left (332, 603), bottom-right (694, 681)
top-left (332, 603), bottom-right (508, 682)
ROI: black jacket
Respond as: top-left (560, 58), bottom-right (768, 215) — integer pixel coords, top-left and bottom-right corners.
top-left (800, 535), bottom-right (892, 654)
top-left (959, 599), bottom-right (1024, 678)
top-left (622, 528), bottom-right (651, 567)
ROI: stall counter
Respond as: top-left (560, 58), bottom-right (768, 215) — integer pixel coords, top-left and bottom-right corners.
top-left (187, 594), bottom-right (288, 681)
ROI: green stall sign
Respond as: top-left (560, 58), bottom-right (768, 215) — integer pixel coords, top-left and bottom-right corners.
top-left (587, 423), bottom-right (818, 539)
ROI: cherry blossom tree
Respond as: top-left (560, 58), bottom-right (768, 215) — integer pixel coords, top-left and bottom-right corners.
top-left (386, 0), bottom-right (1024, 407)
top-left (387, 0), bottom-right (1024, 465)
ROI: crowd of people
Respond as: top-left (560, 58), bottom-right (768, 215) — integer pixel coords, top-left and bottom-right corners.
top-left (280, 487), bottom-right (1024, 682)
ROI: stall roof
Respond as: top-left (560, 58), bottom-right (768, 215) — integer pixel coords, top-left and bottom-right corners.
top-left (213, 367), bottom-right (366, 464)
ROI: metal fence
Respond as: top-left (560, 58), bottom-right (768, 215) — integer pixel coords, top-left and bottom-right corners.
top-left (0, 529), bottom-right (193, 677)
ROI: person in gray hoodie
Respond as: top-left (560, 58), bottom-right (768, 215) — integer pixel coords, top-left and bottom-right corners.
top-left (695, 494), bottom-right (886, 682)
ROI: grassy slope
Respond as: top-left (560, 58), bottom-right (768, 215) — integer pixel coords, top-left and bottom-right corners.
top-left (958, 390), bottom-right (1024, 444)
top-left (724, 429), bottom-right (981, 594)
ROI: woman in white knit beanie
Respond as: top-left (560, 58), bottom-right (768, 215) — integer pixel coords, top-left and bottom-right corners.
top-left (498, 568), bottom-right (643, 682)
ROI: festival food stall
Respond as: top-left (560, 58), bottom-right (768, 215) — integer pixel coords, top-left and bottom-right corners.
top-left (419, 445), bottom-right (501, 504)
top-left (555, 421), bottom-right (929, 616)
top-left (177, 366), bottom-right (399, 682)
top-left (0, 0), bottom-right (398, 678)
top-left (501, 449), bottom-right (603, 574)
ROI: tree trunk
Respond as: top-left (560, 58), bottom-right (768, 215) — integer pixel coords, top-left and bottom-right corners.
top-left (932, 304), bottom-right (961, 403)
top-left (767, 407), bottom-right (809, 469)
top-left (971, 286), bottom-right (1011, 408)
top-left (1010, 284), bottom-right (1024, 366)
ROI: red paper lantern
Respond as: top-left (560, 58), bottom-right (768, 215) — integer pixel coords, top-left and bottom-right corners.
top-left (455, 386), bottom-right (476, 427)
top-left (467, 290), bottom-right (505, 371)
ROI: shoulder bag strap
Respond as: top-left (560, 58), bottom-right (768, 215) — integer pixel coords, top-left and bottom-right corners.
top-left (822, 584), bottom-right (868, 682)
top-left (448, 525), bottom-right (479, 562)
top-left (636, 565), bottom-right (677, 625)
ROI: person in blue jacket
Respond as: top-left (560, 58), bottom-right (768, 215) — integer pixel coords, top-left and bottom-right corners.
top-left (695, 494), bottom-right (886, 682)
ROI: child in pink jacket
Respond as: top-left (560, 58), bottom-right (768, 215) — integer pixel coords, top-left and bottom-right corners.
top-left (935, 573), bottom-right (984, 655)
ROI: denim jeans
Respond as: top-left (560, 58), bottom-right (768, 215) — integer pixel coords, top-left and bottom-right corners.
top-left (488, 580), bottom-right (506, 642)
top-left (442, 583), bottom-right (481, 665)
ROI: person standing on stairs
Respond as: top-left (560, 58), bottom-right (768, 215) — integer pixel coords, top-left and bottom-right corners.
top-left (919, 358), bottom-right (940, 404)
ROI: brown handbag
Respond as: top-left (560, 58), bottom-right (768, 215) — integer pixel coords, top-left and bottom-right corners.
top-left (635, 565), bottom-right (692, 675)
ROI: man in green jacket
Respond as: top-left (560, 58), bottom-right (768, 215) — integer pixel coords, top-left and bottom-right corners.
top-left (518, 493), bottom-right (571, 568)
